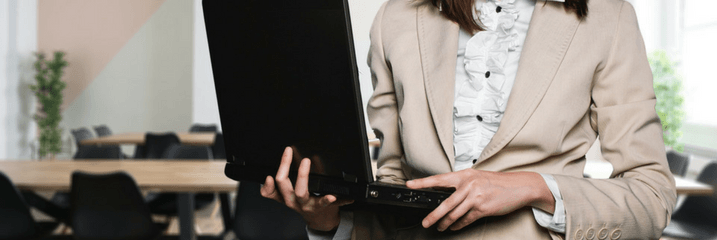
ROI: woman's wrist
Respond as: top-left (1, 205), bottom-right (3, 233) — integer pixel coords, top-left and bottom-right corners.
top-left (523, 172), bottom-right (556, 214)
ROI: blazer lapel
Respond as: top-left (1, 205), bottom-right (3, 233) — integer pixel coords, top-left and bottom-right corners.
top-left (478, 1), bottom-right (581, 162)
top-left (417, 3), bottom-right (460, 169)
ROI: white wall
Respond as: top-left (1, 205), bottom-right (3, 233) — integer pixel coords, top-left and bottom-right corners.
top-left (192, 0), bottom-right (221, 131)
top-left (1, 0), bottom-right (38, 160)
top-left (348, 0), bottom-right (387, 117)
top-left (0, 0), bottom-right (8, 160)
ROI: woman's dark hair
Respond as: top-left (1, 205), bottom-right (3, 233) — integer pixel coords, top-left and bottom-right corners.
top-left (431, 0), bottom-right (589, 34)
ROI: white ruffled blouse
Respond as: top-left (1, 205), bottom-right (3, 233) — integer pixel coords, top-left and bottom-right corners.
top-left (452, 0), bottom-right (532, 170)
top-left (452, 0), bottom-right (567, 234)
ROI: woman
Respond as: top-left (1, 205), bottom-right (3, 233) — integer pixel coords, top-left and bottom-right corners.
top-left (261, 0), bottom-right (677, 239)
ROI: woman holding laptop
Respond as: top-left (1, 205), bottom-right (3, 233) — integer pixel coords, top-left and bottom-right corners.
top-left (261, 0), bottom-right (676, 239)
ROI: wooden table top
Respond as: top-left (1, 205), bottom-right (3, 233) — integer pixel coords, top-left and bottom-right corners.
top-left (674, 176), bottom-right (714, 196)
top-left (0, 160), bottom-right (236, 192)
top-left (80, 132), bottom-right (216, 146)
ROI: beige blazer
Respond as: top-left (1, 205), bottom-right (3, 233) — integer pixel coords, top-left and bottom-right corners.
top-left (361, 0), bottom-right (677, 239)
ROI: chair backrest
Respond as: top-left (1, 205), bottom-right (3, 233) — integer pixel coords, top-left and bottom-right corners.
top-left (70, 171), bottom-right (160, 240)
top-left (0, 172), bottom-right (39, 240)
top-left (189, 123), bottom-right (218, 133)
top-left (162, 145), bottom-right (213, 159)
top-left (74, 146), bottom-right (122, 159)
top-left (667, 150), bottom-right (690, 177)
top-left (71, 128), bottom-right (94, 146)
top-left (212, 133), bottom-right (226, 160)
top-left (93, 125), bottom-right (113, 137)
top-left (233, 181), bottom-right (309, 240)
top-left (143, 133), bottom-right (181, 159)
top-left (672, 162), bottom-right (717, 224)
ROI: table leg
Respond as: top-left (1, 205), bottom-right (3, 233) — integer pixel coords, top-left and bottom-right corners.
top-left (177, 193), bottom-right (196, 240)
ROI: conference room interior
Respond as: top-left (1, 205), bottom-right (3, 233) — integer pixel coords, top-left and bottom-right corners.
top-left (1, 0), bottom-right (716, 239)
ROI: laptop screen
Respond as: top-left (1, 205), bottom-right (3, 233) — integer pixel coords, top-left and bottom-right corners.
top-left (204, 0), bottom-right (372, 183)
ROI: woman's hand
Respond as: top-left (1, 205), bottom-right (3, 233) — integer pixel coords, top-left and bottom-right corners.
top-left (406, 169), bottom-right (555, 232)
top-left (260, 147), bottom-right (353, 231)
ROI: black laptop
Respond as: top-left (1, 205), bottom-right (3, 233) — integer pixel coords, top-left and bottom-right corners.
top-left (203, 0), bottom-right (451, 210)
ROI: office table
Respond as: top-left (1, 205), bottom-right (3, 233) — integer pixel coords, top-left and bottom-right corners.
top-left (80, 132), bottom-right (216, 146)
top-left (674, 176), bottom-right (713, 195)
top-left (0, 160), bottom-right (235, 240)
top-left (584, 160), bottom-right (713, 195)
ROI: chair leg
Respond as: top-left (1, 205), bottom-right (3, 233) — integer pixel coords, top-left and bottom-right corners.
top-left (163, 216), bottom-right (176, 234)
top-left (195, 222), bottom-right (203, 235)
top-left (210, 197), bottom-right (221, 218)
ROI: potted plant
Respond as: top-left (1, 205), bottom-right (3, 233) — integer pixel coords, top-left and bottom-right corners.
top-left (30, 51), bottom-right (68, 159)
top-left (649, 50), bottom-right (685, 152)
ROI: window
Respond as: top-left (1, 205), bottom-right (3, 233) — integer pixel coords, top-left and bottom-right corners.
top-left (631, 0), bottom-right (717, 154)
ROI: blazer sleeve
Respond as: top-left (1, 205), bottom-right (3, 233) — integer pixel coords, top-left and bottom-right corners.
top-left (552, 2), bottom-right (677, 239)
top-left (366, 2), bottom-right (408, 185)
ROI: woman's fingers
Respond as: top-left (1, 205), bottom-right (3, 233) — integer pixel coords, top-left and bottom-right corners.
top-left (318, 194), bottom-right (337, 207)
top-left (317, 195), bottom-right (354, 208)
top-left (406, 174), bottom-right (456, 190)
top-left (274, 147), bottom-right (297, 208)
top-left (294, 158), bottom-right (312, 204)
top-left (276, 147), bottom-right (293, 181)
top-left (260, 175), bottom-right (280, 201)
top-left (422, 187), bottom-right (468, 229)
top-left (437, 199), bottom-right (474, 231)
top-left (449, 209), bottom-right (483, 231)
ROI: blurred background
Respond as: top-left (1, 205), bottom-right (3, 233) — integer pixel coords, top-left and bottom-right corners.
top-left (1, 0), bottom-right (716, 239)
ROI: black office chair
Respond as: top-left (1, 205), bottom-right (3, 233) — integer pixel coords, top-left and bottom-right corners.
top-left (74, 145), bottom-right (122, 159)
top-left (142, 133), bottom-right (181, 159)
top-left (233, 181), bottom-right (309, 240)
top-left (71, 128), bottom-right (95, 159)
top-left (667, 150), bottom-right (690, 177)
top-left (212, 133), bottom-right (226, 160)
top-left (0, 172), bottom-right (60, 240)
top-left (189, 123), bottom-right (218, 133)
top-left (162, 145), bottom-right (213, 160)
top-left (71, 127), bottom-right (94, 145)
top-left (663, 162), bottom-right (717, 239)
top-left (70, 171), bottom-right (166, 240)
top-left (39, 127), bottom-right (100, 223)
top-left (148, 145), bottom-right (216, 215)
top-left (93, 125), bottom-right (113, 137)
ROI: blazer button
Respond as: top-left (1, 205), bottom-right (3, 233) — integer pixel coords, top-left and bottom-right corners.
top-left (586, 228), bottom-right (595, 239)
top-left (610, 229), bottom-right (621, 239)
top-left (598, 228), bottom-right (608, 239)
top-left (476, 115), bottom-right (483, 122)
top-left (472, 159), bottom-right (477, 164)
top-left (484, 71), bottom-right (491, 78)
top-left (575, 229), bottom-right (584, 240)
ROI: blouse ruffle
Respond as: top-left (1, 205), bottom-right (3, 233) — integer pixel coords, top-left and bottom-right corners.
top-left (453, 0), bottom-right (520, 166)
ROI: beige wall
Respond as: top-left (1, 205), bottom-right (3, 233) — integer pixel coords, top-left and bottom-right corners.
top-left (38, 0), bottom-right (166, 110)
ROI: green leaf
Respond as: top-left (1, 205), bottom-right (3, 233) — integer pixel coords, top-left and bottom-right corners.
top-left (649, 50), bottom-right (685, 152)
top-left (32, 51), bottom-right (67, 157)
